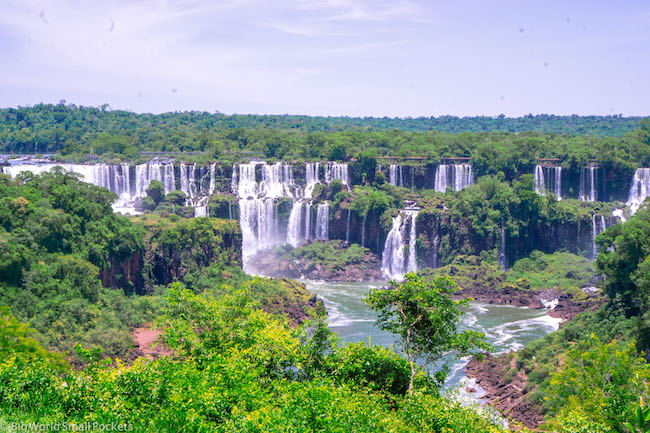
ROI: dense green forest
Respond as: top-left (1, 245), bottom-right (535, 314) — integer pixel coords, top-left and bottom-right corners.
top-left (2, 102), bottom-right (650, 431)
top-left (0, 170), bottom-right (507, 431)
top-left (2, 104), bottom-right (649, 175)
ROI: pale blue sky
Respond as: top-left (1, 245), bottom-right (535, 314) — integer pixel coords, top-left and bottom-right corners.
top-left (0, 0), bottom-right (648, 116)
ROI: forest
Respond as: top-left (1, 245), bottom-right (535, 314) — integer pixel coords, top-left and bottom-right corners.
top-left (1, 107), bottom-right (650, 432)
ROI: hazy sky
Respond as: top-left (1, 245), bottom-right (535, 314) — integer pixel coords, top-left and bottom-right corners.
top-left (1, 0), bottom-right (649, 117)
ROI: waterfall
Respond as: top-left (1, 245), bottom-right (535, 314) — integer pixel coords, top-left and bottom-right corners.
top-left (135, 163), bottom-right (176, 197)
top-left (233, 162), bottom-right (300, 267)
top-left (260, 162), bottom-right (299, 198)
top-left (432, 217), bottom-right (440, 269)
top-left (382, 210), bottom-right (419, 280)
top-left (554, 166), bottom-right (562, 198)
top-left (499, 217), bottom-right (507, 272)
top-left (304, 203), bottom-right (312, 241)
top-left (305, 163), bottom-right (320, 198)
top-left (434, 164), bottom-right (473, 192)
top-left (287, 201), bottom-right (304, 247)
top-left (534, 165), bottom-right (562, 199)
top-left (534, 165), bottom-right (546, 195)
top-left (579, 166), bottom-right (598, 202)
top-left (389, 165), bottom-right (404, 187)
top-left (345, 209), bottom-right (351, 243)
top-left (236, 163), bottom-right (259, 198)
top-left (325, 162), bottom-right (349, 186)
top-left (181, 162), bottom-right (217, 216)
top-left (208, 163), bottom-right (217, 195)
top-left (382, 214), bottom-right (407, 280)
top-left (592, 214), bottom-right (607, 261)
top-left (315, 202), bottom-right (329, 240)
top-left (3, 162), bottom-right (186, 214)
top-left (627, 168), bottom-right (650, 214)
top-left (238, 198), bottom-right (279, 260)
top-left (361, 213), bottom-right (367, 247)
top-left (406, 211), bottom-right (418, 274)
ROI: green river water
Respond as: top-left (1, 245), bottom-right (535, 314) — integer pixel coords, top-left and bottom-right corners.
top-left (304, 280), bottom-right (562, 397)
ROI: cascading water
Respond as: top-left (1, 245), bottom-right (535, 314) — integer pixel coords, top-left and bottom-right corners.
top-left (553, 166), bottom-right (562, 198)
top-left (315, 203), bottom-right (330, 240)
top-left (534, 165), bottom-right (562, 199)
top-left (406, 211), bottom-right (418, 274)
top-left (260, 162), bottom-right (300, 198)
top-left (432, 217), bottom-right (440, 269)
top-left (135, 163), bottom-right (176, 197)
top-left (233, 162), bottom-right (332, 268)
top-left (287, 201), bottom-right (305, 247)
top-left (4, 161), bottom-right (180, 214)
top-left (305, 163), bottom-right (320, 198)
top-left (627, 168), bottom-right (650, 214)
top-left (382, 214), bottom-right (406, 280)
top-left (592, 214), bottom-right (607, 261)
top-left (382, 210), bottom-right (419, 280)
top-left (499, 217), bottom-right (507, 272)
top-left (181, 162), bottom-right (217, 216)
top-left (361, 214), bottom-right (367, 247)
top-left (579, 166), bottom-right (598, 202)
top-left (325, 162), bottom-right (349, 186)
top-left (434, 164), bottom-right (473, 192)
top-left (389, 165), bottom-right (404, 187)
top-left (239, 198), bottom-right (279, 259)
top-left (345, 209), bottom-right (351, 243)
top-left (534, 165), bottom-right (546, 196)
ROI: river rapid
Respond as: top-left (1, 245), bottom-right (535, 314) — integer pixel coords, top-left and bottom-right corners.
top-left (304, 280), bottom-right (562, 396)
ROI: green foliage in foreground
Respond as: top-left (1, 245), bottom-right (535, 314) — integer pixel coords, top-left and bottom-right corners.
top-left (0, 283), bottom-right (506, 432)
top-left (545, 337), bottom-right (650, 433)
top-left (0, 170), bottom-right (165, 357)
top-left (366, 274), bottom-right (491, 394)
top-left (491, 207), bottom-right (650, 432)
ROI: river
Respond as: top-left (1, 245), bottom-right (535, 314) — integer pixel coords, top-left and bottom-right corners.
top-left (304, 280), bottom-right (562, 396)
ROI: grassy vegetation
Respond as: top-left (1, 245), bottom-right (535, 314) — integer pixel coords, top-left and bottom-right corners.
top-left (275, 241), bottom-right (374, 272)
top-left (507, 251), bottom-right (596, 296)
top-left (0, 283), bottom-right (506, 432)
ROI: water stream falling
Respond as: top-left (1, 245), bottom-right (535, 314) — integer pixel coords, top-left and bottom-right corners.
top-left (325, 162), bottom-right (349, 186)
top-left (3, 162), bottom-right (179, 214)
top-left (345, 209), bottom-right (351, 243)
top-left (315, 202), bottom-right (330, 241)
top-left (434, 164), bottom-right (474, 192)
top-left (305, 163), bottom-right (320, 198)
top-left (381, 210), bottom-right (419, 280)
top-left (627, 168), bottom-right (650, 214)
top-left (579, 166), bottom-right (598, 202)
top-left (499, 217), bottom-right (507, 272)
top-left (432, 217), bottom-right (440, 269)
top-left (592, 214), bottom-right (607, 261)
top-left (389, 165), bottom-right (404, 187)
top-left (534, 165), bottom-right (562, 199)
top-left (406, 211), bottom-right (418, 274)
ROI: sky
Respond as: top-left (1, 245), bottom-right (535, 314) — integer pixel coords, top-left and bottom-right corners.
top-left (0, 0), bottom-right (648, 117)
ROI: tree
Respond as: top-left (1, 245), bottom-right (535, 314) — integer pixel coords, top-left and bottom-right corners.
top-left (365, 273), bottom-right (489, 394)
top-left (145, 180), bottom-right (165, 206)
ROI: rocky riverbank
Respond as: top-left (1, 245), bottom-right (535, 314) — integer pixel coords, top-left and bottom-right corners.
top-left (454, 285), bottom-right (604, 321)
top-left (465, 353), bottom-right (543, 430)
